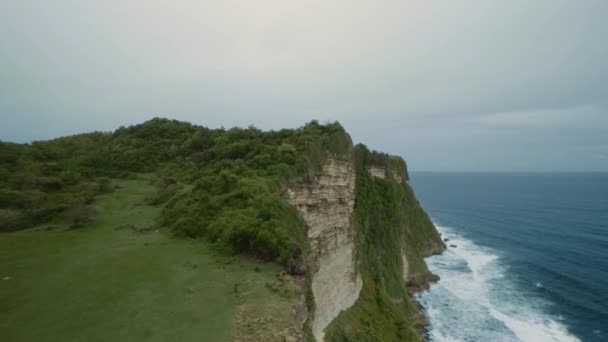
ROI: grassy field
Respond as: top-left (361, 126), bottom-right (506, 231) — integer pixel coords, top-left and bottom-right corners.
top-left (0, 177), bottom-right (295, 342)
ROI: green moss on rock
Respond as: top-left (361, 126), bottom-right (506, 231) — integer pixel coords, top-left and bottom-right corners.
top-left (323, 144), bottom-right (445, 341)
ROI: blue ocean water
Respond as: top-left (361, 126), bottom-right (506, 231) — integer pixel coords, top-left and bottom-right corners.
top-left (411, 173), bottom-right (608, 342)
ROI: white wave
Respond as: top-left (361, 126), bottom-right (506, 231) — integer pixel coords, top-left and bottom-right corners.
top-left (490, 308), bottom-right (580, 342)
top-left (417, 224), bottom-right (580, 342)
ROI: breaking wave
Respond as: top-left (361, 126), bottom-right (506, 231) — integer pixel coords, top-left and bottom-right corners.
top-left (416, 225), bottom-right (581, 342)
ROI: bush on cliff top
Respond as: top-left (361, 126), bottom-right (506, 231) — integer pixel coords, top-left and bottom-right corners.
top-left (158, 120), bottom-right (352, 264)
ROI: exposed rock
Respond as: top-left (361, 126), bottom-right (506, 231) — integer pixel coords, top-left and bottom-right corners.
top-left (287, 245), bottom-right (307, 275)
top-left (367, 166), bottom-right (386, 179)
top-left (402, 252), bottom-right (409, 281)
top-left (389, 169), bottom-right (409, 185)
top-left (420, 240), bottom-right (447, 257)
top-left (406, 271), bottom-right (440, 294)
top-left (409, 311), bottom-right (429, 333)
top-left (285, 154), bottom-right (362, 342)
top-left (290, 276), bottom-right (309, 333)
top-left (367, 164), bottom-right (409, 184)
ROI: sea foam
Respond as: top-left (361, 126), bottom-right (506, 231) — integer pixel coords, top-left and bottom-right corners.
top-left (416, 224), bottom-right (581, 342)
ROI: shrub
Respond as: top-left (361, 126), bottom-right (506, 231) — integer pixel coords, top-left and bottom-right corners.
top-left (0, 208), bottom-right (26, 231)
top-left (65, 202), bottom-right (96, 228)
top-left (0, 189), bottom-right (28, 208)
top-left (97, 178), bottom-right (113, 193)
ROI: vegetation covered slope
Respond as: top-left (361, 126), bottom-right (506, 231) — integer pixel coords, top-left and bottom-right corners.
top-left (0, 118), bottom-right (444, 341)
top-left (324, 145), bottom-right (444, 341)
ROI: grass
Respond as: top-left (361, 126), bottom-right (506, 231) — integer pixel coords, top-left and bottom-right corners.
top-left (0, 177), bottom-right (294, 342)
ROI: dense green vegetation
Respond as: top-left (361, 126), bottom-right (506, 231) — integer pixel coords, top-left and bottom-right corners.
top-left (1, 118), bottom-right (444, 342)
top-left (156, 119), bottom-right (352, 264)
top-left (324, 145), bottom-right (444, 341)
top-left (0, 177), bottom-right (297, 342)
top-left (0, 118), bottom-right (351, 266)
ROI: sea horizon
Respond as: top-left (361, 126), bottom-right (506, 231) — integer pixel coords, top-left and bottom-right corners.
top-left (411, 171), bottom-right (608, 174)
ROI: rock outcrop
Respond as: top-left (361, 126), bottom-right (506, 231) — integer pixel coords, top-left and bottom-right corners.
top-left (367, 163), bottom-right (409, 184)
top-left (402, 252), bottom-right (409, 281)
top-left (367, 165), bottom-right (386, 179)
top-left (285, 154), bottom-right (362, 342)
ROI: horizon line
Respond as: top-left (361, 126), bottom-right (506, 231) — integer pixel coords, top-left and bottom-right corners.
top-left (409, 170), bottom-right (608, 174)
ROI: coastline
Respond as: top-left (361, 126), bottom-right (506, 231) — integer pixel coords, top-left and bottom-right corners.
top-left (415, 224), bottom-right (582, 342)
top-left (408, 234), bottom-right (446, 337)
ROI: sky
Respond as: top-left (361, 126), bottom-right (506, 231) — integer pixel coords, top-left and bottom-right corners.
top-left (1, 0), bottom-right (607, 171)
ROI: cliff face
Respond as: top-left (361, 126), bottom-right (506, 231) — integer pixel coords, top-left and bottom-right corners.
top-left (285, 154), bottom-right (362, 342)
top-left (285, 143), bottom-right (445, 341)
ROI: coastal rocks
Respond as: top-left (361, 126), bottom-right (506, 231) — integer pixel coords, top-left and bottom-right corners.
top-left (420, 240), bottom-right (447, 257)
top-left (406, 272), bottom-right (440, 295)
top-left (285, 154), bottom-right (362, 342)
top-left (408, 310), bottom-right (429, 333)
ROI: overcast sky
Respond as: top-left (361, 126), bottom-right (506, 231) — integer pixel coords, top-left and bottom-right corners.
top-left (1, 1), bottom-right (607, 171)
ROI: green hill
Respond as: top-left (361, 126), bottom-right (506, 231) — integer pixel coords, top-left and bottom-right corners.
top-left (0, 119), bottom-right (444, 341)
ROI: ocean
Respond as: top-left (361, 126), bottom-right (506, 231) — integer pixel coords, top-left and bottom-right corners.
top-left (410, 173), bottom-right (608, 342)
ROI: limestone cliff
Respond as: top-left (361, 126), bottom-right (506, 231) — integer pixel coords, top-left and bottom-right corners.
top-left (285, 153), bottom-right (362, 342)
top-left (283, 141), bottom-right (445, 341)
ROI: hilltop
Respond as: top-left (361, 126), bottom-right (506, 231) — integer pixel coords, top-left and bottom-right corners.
top-left (0, 118), bottom-right (444, 341)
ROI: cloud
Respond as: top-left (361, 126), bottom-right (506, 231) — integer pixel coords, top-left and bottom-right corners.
top-left (1, 0), bottom-right (607, 170)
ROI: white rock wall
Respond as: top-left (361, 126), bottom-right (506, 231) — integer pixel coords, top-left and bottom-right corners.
top-left (285, 155), bottom-right (362, 342)
top-left (367, 166), bottom-right (386, 179)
